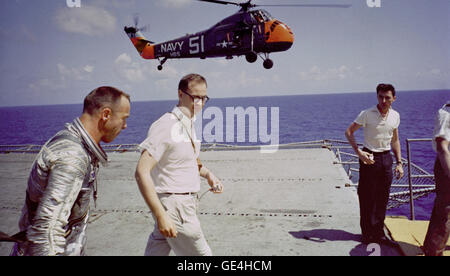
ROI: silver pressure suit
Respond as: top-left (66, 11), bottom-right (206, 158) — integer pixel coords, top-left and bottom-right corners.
top-left (11, 118), bottom-right (107, 256)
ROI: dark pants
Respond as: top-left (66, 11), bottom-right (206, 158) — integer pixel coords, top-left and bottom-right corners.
top-left (423, 157), bottom-right (450, 256)
top-left (358, 148), bottom-right (393, 240)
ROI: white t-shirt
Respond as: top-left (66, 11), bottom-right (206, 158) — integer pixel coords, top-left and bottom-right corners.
top-left (139, 107), bottom-right (201, 194)
top-left (433, 103), bottom-right (450, 152)
top-left (354, 105), bottom-right (400, 152)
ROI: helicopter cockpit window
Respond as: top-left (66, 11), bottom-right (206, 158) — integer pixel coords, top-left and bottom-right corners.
top-left (251, 10), bottom-right (272, 23)
top-left (259, 10), bottom-right (273, 21)
top-left (251, 11), bottom-right (263, 23)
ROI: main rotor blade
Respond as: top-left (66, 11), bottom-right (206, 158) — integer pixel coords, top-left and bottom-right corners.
top-left (258, 4), bottom-right (351, 8)
top-left (197, 1), bottom-right (351, 11)
top-left (197, 0), bottom-right (240, 7)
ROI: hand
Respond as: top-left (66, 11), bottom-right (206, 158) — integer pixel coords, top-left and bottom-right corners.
top-left (157, 213), bottom-right (178, 238)
top-left (206, 172), bottom-right (223, 194)
top-left (395, 163), bottom-right (404, 179)
top-left (358, 149), bottom-right (375, 165)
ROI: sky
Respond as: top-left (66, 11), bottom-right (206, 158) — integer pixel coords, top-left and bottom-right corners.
top-left (0, 0), bottom-right (448, 107)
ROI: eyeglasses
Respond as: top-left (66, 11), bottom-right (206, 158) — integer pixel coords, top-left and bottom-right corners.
top-left (181, 90), bottom-right (210, 105)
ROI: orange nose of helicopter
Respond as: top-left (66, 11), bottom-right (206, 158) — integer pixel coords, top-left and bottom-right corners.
top-left (264, 20), bottom-right (294, 52)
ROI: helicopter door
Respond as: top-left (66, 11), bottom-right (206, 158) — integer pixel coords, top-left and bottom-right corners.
top-left (251, 21), bottom-right (265, 51)
top-left (242, 12), bottom-right (264, 52)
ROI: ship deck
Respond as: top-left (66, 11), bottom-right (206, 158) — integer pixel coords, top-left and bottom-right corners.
top-left (0, 147), bottom-right (402, 256)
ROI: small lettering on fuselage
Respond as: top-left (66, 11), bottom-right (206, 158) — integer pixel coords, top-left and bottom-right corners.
top-left (160, 41), bottom-right (184, 53)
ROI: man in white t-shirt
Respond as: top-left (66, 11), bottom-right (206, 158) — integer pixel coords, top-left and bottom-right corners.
top-left (423, 102), bottom-right (450, 256)
top-left (345, 83), bottom-right (404, 245)
top-left (135, 74), bottom-right (223, 256)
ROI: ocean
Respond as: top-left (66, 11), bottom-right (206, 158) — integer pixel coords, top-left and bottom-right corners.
top-left (1, 90), bottom-right (449, 219)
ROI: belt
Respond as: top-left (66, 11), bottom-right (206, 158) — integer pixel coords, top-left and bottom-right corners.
top-left (161, 192), bottom-right (197, 196)
top-left (362, 147), bottom-right (390, 155)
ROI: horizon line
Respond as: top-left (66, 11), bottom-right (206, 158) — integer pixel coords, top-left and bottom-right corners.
top-left (0, 88), bottom-right (448, 108)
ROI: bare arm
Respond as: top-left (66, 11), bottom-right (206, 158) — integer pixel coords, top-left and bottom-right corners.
top-left (199, 166), bottom-right (223, 193)
top-left (391, 128), bottom-right (402, 162)
top-left (391, 128), bottom-right (404, 179)
top-left (345, 122), bottom-right (375, 165)
top-left (135, 150), bottom-right (177, 238)
top-left (436, 137), bottom-right (450, 178)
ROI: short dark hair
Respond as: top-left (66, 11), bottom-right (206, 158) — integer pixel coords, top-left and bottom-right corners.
top-left (83, 86), bottom-right (130, 115)
top-left (376, 83), bottom-right (396, 97)
top-left (178, 73), bottom-right (207, 93)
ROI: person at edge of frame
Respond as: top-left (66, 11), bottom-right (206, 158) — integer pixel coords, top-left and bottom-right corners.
top-left (422, 101), bottom-right (450, 256)
top-left (7, 87), bottom-right (130, 256)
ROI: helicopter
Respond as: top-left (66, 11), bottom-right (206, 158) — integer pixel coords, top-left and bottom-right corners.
top-left (124, 0), bottom-right (350, 70)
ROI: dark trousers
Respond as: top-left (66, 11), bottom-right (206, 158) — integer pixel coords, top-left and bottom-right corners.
top-left (358, 148), bottom-right (393, 239)
top-left (423, 157), bottom-right (450, 256)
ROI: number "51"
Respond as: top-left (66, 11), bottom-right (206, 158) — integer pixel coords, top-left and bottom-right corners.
top-left (189, 35), bottom-right (205, 54)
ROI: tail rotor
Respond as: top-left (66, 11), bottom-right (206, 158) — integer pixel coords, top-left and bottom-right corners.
top-left (124, 14), bottom-right (151, 40)
top-left (124, 14), bottom-right (155, 60)
top-left (133, 14), bottom-right (149, 33)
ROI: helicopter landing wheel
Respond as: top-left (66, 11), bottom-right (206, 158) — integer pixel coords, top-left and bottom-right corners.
top-left (245, 52), bottom-right (258, 63)
top-left (263, 58), bottom-right (273, 69)
top-left (157, 57), bottom-right (168, 71)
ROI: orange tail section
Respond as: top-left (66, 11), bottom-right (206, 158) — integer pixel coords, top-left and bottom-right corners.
top-left (124, 27), bottom-right (155, 59)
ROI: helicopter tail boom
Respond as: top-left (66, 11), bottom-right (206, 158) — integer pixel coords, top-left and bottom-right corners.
top-left (124, 26), bottom-right (155, 59)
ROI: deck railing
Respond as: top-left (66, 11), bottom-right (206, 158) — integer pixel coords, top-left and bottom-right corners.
top-left (0, 139), bottom-right (435, 220)
top-left (330, 138), bottom-right (435, 220)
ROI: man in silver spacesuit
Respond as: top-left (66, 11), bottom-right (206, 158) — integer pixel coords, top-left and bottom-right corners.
top-left (10, 86), bottom-right (130, 256)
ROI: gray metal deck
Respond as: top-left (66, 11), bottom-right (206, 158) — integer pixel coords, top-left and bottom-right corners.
top-left (0, 147), bottom-right (400, 256)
